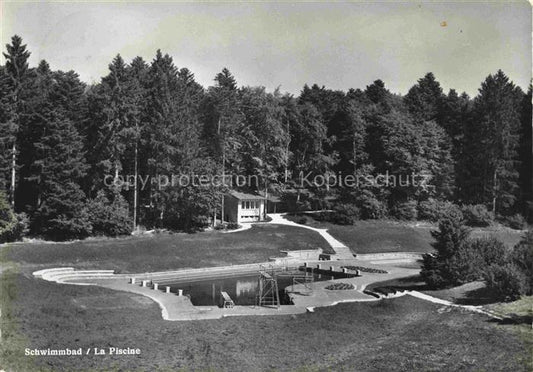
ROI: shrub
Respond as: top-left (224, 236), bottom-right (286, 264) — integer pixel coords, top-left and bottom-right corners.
top-left (226, 222), bottom-right (240, 230)
top-left (484, 264), bottom-right (527, 302)
top-left (330, 203), bottom-right (360, 225)
top-left (38, 207), bottom-right (92, 241)
top-left (444, 237), bottom-right (507, 285)
top-left (461, 204), bottom-right (493, 227)
top-left (501, 214), bottom-right (527, 230)
top-left (311, 205), bottom-right (359, 225)
top-left (445, 247), bottom-right (484, 284)
top-left (526, 201), bottom-right (533, 224)
top-left (509, 230), bottom-right (533, 295)
top-left (213, 222), bottom-right (240, 231)
top-left (309, 195), bottom-right (332, 211)
top-left (190, 215), bottom-right (210, 231)
top-left (474, 236), bottom-right (509, 266)
top-left (0, 192), bottom-right (29, 243)
top-left (423, 232), bottom-right (509, 287)
top-left (391, 200), bottom-right (418, 220)
top-left (10, 213), bottom-right (29, 241)
top-left (282, 192), bottom-right (314, 213)
top-left (420, 253), bottom-right (449, 288)
top-left (424, 218), bottom-right (530, 298)
top-left (355, 191), bottom-right (387, 219)
top-left (296, 200), bottom-right (312, 212)
top-left (30, 182), bottom-right (92, 241)
top-left (87, 191), bottom-right (131, 237)
top-left (418, 199), bottom-right (463, 222)
top-left (297, 217), bottom-right (307, 225)
top-left (313, 211), bottom-right (334, 222)
top-left (0, 211), bottom-right (28, 243)
top-left (481, 231), bottom-right (533, 301)
top-left (342, 265), bottom-right (388, 274)
top-left (421, 215), bottom-right (471, 288)
top-left (430, 216), bottom-right (471, 260)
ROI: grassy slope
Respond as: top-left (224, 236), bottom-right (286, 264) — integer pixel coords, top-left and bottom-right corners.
top-left (286, 214), bottom-right (525, 254)
top-left (4, 224), bottom-right (326, 274)
top-left (6, 219), bottom-right (523, 274)
top-left (488, 297), bottom-right (533, 321)
top-left (1, 220), bottom-right (530, 371)
top-left (329, 221), bottom-right (433, 254)
top-left (1, 271), bottom-right (530, 372)
top-left (366, 276), bottom-right (508, 305)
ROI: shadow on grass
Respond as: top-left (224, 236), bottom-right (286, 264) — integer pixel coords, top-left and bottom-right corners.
top-left (455, 285), bottom-right (504, 306)
top-left (368, 276), bottom-right (515, 309)
top-left (489, 314), bottom-right (533, 326)
top-left (367, 275), bottom-right (431, 295)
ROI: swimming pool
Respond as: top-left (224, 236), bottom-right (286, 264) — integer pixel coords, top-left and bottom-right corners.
top-left (163, 271), bottom-right (335, 306)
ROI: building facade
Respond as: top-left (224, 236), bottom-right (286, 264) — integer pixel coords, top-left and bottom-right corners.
top-left (224, 191), bottom-right (266, 223)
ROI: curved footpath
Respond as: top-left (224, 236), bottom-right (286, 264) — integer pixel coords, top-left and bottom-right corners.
top-left (267, 213), bottom-right (354, 259)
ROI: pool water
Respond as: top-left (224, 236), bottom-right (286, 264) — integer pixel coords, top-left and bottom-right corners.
top-left (164, 271), bottom-right (335, 306)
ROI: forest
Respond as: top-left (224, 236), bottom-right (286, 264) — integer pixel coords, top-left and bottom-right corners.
top-left (0, 35), bottom-right (531, 241)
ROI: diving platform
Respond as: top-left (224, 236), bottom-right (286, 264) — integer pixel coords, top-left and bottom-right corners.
top-left (257, 265), bottom-right (280, 308)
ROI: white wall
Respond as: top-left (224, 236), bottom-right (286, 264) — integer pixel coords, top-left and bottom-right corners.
top-left (237, 199), bottom-right (265, 223)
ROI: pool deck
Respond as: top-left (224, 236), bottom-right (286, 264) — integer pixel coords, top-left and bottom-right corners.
top-left (32, 214), bottom-right (423, 320)
top-left (33, 255), bottom-right (421, 321)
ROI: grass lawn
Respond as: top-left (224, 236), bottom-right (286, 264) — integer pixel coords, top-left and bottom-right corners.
top-left (1, 269), bottom-right (531, 372)
top-left (2, 224), bottom-right (326, 274)
top-left (487, 297), bottom-right (533, 327)
top-left (328, 221), bottom-right (434, 254)
top-left (286, 215), bottom-right (435, 253)
top-left (1, 220), bottom-right (530, 371)
top-left (286, 214), bottom-right (526, 254)
top-left (419, 282), bottom-right (504, 306)
top-left (2, 218), bottom-right (529, 371)
top-left (366, 275), bottom-right (523, 304)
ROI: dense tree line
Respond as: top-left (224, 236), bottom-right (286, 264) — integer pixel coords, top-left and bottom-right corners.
top-left (0, 35), bottom-right (531, 240)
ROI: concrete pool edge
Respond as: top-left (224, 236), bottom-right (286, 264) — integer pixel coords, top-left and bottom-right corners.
top-left (33, 254), bottom-right (422, 321)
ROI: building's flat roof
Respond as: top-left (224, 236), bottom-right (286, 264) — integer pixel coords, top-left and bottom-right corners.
top-left (227, 191), bottom-right (265, 200)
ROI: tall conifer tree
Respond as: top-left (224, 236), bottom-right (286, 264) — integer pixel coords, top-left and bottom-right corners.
top-left (460, 70), bottom-right (523, 214)
top-left (1, 35), bottom-right (31, 207)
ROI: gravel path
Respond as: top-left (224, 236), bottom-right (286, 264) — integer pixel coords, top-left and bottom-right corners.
top-left (266, 213), bottom-right (354, 259)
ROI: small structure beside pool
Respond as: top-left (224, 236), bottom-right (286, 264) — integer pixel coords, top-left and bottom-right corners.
top-left (224, 191), bottom-right (266, 223)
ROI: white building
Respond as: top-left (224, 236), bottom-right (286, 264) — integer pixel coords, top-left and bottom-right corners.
top-left (224, 191), bottom-right (266, 224)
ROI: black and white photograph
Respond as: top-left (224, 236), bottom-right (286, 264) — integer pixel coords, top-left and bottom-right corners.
top-left (0, 1), bottom-right (532, 371)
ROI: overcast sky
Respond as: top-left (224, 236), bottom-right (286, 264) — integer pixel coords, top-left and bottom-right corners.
top-left (1, 1), bottom-right (531, 97)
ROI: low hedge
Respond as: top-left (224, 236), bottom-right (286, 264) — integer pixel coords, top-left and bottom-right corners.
top-left (342, 265), bottom-right (388, 274)
top-left (325, 283), bottom-right (355, 290)
top-left (418, 199), bottom-right (463, 222)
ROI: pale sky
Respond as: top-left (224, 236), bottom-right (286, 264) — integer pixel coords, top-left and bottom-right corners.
top-left (1, 1), bottom-right (531, 97)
